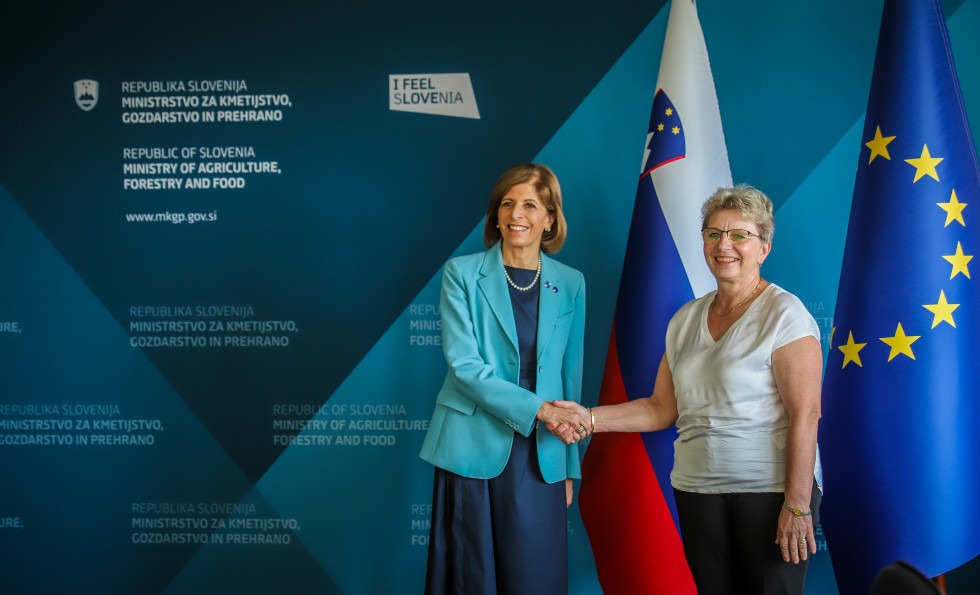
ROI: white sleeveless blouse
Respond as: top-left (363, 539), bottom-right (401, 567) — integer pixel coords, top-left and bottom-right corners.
top-left (665, 283), bottom-right (820, 493)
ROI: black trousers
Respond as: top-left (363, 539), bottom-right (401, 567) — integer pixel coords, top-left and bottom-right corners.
top-left (674, 482), bottom-right (822, 595)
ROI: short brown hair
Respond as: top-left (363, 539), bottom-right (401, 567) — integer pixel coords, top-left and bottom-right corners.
top-left (483, 163), bottom-right (567, 253)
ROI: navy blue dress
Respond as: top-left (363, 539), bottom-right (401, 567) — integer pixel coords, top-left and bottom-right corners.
top-left (424, 266), bottom-right (567, 595)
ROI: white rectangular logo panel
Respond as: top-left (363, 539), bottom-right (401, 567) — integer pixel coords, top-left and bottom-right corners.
top-left (389, 73), bottom-right (480, 119)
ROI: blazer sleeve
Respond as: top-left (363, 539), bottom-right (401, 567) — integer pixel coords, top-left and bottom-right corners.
top-left (438, 258), bottom-right (544, 436)
top-left (561, 271), bottom-right (586, 478)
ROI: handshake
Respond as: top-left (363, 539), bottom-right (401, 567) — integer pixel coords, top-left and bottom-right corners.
top-left (536, 401), bottom-right (593, 444)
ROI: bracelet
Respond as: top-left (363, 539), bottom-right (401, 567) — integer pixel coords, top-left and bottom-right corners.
top-left (782, 503), bottom-right (812, 517)
top-left (589, 408), bottom-right (596, 433)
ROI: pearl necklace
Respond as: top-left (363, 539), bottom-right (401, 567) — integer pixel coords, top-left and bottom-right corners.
top-left (712, 280), bottom-right (762, 317)
top-left (504, 256), bottom-right (542, 292)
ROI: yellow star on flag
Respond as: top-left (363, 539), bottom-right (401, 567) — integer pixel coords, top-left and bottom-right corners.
top-left (904, 144), bottom-right (943, 182)
top-left (937, 189), bottom-right (967, 227)
top-left (657, 123), bottom-right (664, 132)
top-left (665, 108), bottom-right (673, 116)
top-left (838, 331), bottom-right (867, 369)
top-left (923, 290), bottom-right (959, 328)
top-left (865, 126), bottom-right (896, 164)
top-left (672, 126), bottom-right (680, 135)
top-left (880, 323), bottom-right (921, 361)
top-left (943, 241), bottom-right (973, 279)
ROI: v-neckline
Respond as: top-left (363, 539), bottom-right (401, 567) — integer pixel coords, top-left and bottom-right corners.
top-left (703, 284), bottom-right (772, 344)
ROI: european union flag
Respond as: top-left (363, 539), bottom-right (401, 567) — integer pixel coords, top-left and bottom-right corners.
top-left (821, 1), bottom-right (980, 593)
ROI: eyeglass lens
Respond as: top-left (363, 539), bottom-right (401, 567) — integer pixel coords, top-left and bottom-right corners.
top-left (702, 229), bottom-right (754, 244)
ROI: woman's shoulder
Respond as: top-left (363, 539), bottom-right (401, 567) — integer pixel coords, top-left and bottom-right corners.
top-left (544, 254), bottom-right (584, 283)
top-left (444, 250), bottom-right (489, 273)
top-left (447, 250), bottom-right (486, 265)
top-left (759, 283), bottom-right (820, 344)
top-left (761, 283), bottom-right (808, 314)
top-left (677, 291), bottom-right (714, 315)
top-left (668, 292), bottom-right (712, 329)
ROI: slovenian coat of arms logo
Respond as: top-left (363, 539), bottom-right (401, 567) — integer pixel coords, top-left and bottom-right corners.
top-left (74, 79), bottom-right (99, 111)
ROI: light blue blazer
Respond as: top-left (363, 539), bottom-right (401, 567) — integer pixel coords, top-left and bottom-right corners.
top-left (419, 242), bottom-right (586, 483)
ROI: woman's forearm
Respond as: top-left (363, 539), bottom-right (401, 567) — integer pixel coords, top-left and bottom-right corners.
top-left (593, 395), bottom-right (676, 434)
top-left (783, 413), bottom-right (819, 508)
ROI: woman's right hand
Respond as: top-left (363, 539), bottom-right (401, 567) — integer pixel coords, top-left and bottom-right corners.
top-left (537, 401), bottom-right (589, 443)
top-left (542, 400), bottom-right (591, 443)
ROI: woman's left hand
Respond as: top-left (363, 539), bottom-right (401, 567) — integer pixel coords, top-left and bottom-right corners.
top-left (775, 506), bottom-right (816, 564)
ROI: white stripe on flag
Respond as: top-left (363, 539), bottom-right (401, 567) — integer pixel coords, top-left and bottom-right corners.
top-left (650, 0), bottom-right (731, 299)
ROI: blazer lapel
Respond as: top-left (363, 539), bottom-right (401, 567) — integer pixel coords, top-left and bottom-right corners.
top-left (477, 243), bottom-right (519, 353)
top-left (536, 254), bottom-right (563, 360)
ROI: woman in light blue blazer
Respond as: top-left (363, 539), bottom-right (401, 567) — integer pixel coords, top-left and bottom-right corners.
top-left (420, 164), bottom-right (588, 594)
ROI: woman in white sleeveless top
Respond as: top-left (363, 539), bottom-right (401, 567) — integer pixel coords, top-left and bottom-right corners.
top-left (554, 185), bottom-right (822, 595)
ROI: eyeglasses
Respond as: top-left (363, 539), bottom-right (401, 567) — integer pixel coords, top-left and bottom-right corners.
top-left (701, 228), bottom-right (760, 244)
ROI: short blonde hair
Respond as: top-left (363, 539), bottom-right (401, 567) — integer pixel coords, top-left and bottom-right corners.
top-left (483, 163), bottom-right (567, 253)
top-left (700, 184), bottom-right (774, 242)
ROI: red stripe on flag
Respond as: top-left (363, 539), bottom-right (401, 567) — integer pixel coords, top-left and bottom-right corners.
top-left (579, 325), bottom-right (695, 594)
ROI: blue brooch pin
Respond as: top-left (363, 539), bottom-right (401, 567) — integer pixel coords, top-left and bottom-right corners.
top-left (544, 281), bottom-right (558, 293)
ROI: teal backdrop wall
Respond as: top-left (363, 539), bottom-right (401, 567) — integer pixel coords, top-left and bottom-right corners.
top-left (1, 1), bottom-right (978, 592)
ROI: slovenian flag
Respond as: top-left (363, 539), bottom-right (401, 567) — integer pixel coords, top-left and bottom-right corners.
top-left (578, 1), bottom-right (731, 592)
